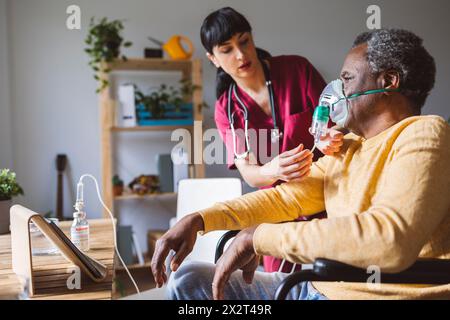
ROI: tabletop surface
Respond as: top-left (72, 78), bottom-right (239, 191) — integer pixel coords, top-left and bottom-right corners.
top-left (0, 219), bottom-right (115, 300)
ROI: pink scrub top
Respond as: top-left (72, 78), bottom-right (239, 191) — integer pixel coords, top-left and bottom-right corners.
top-left (214, 55), bottom-right (327, 273)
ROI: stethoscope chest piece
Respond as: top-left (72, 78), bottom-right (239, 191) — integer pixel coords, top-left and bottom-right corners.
top-left (271, 129), bottom-right (283, 144)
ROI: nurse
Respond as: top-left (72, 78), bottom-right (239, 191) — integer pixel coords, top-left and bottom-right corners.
top-left (200, 7), bottom-right (343, 273)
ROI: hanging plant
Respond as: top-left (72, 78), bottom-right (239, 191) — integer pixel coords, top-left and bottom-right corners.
top-left (85, 17), bottom-right (132, 93)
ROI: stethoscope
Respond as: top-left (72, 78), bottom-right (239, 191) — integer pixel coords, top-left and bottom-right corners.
top-left (227, 59), bottom-right (283, 160)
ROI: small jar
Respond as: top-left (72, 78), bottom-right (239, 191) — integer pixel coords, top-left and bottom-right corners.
top-left (29, 218), bottom-right (60, 256)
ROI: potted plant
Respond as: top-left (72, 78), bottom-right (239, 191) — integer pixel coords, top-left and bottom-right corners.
top-left (85, 17), bottom-right (132, 93)
top-left (135, 85), bottom-right (168, 120)
top-left (112, 174), bottom-right (124, 197)
top-left (0, 169), bottom-right (24, 234)
top-left (134, 79), bottom-right (209, 125)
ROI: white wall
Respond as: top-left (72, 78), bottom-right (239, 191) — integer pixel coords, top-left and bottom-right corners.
top-left (0, 0), bottom-right (12, 169)
top-left (3, 0), bottom-right (450, 253)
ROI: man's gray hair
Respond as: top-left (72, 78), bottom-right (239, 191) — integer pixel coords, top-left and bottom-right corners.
top-left (353, 29), bottom-right (436, 111)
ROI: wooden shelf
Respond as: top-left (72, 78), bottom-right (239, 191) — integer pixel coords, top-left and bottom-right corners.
top-left (100, 58), bottom-right (205, 218)
top-left (114, 192), bottom-right (176, 201)
top-left (111, 125), bottom-right (193, 132)
top-left (107, 58), bottom-right (192, 72)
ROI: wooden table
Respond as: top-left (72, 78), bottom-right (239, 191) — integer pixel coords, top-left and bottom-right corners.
top-left (0, 219), bottom-right (115, 300)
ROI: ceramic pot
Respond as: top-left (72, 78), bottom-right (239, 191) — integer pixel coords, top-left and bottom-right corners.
top-left (0, 199), bottom-right (12, 234)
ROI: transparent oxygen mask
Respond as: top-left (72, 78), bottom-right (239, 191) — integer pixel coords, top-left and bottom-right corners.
top-left (319, 79), bottom-right (350, 128)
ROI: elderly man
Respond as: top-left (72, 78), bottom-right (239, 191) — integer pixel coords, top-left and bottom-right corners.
top-left (151, 29), bottom-right (450, 300)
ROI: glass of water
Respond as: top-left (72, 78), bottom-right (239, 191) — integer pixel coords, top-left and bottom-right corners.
top-left (29, 218), bottom-right (60, 256)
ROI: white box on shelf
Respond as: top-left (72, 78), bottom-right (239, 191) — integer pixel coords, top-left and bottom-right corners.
top-left (118, 84), bottom-right (136, 127)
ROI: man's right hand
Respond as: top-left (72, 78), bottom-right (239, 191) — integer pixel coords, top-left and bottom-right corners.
top-left (150, 213), bottom-right (204, 287)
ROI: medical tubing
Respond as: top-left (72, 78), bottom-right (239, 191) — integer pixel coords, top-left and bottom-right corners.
top-left (78, 174), bottom-right (141, 295)
top-left (260, 58), bottom-right (278, 130)
top-left (244, 118), bottom-right (250, 153)
top-left (76, 182), bottom-right (84, 203)
top-left (227, 85), bottom-right (233, 123)
top-left (230, 84), bottom-right (251, 159)
top-left (277, 259), bottom-right (286, 273)
top-left (289, 262), bottom-right (297, 274)
top-left (267, 81), bottom-right (278, 129)
top-left (231, 118), bottom-right (250, 159)
top-left (232, 84), bottom-right (249, 118)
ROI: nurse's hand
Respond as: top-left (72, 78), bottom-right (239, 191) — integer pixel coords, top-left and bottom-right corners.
top-left (316, 128), bottom-right (344, 156)
top-left (261, 144), bottom-right (313, 182)
top-left (150, 213), bottom-right (204, 287)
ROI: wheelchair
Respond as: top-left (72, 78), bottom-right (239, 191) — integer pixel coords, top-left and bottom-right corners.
top-left (215, 230), bottom-right (450, 300)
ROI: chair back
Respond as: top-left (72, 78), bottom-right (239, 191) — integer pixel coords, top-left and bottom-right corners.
top-left (176, 178), bottom-right (242, 263)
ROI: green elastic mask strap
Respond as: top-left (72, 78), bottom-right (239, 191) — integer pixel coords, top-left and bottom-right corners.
top-left (331, 88), bottom-right (400, 110)
top-left (347, 88), bottom-right (400, 100)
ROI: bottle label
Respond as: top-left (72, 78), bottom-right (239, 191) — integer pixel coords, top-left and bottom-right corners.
top-left (71, 225), bottom-right (89, 251)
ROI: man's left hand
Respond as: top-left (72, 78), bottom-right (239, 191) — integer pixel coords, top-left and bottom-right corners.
top-left (316, 128), bottom-right (344, 156)
top-left (212, 226), bottom-right (260, 300)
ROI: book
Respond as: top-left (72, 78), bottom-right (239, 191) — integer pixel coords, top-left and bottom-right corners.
top-left (118, 84), bottom-right (137, 127)
top-left (27, 215), bottom-right (108, 282)
top-left (172, 147), bottom-right (189, 193)
top-left (156, 154), bottom-right (174, 193)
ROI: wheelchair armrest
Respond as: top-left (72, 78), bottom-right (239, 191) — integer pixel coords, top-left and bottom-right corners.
top-left (275, 259), bottom-right (370, 300)
top-left (313, 259), bottom-right (375, 281)
top-left (314, 258), bottom-right (450, 284)
top-left (275, 258), bottom-right (450, 300)
top-left (214, 230), bottom-right (240, 263)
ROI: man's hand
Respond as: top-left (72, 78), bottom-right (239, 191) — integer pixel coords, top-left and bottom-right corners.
top-left (316, 128), bottom-right (344, 156)
top-left (150, 213), bottom-right (204, 287)
top-left (212, 226), bottom-right (259, 300)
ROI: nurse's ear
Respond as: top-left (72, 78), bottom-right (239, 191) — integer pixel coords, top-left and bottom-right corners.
top-left (206, 52), bottom-right (221, 69)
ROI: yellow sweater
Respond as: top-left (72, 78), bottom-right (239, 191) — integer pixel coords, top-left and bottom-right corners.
top-left (199, 115), bottom-right (450, 300)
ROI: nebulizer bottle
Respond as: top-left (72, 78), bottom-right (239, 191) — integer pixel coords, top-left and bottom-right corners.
top-left (71, 181), bottom-right (90, 252)
top-left (309, 105), bottom-right (330, 153)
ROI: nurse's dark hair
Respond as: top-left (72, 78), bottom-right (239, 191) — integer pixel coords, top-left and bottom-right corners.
top-left (353, 29), bottom-right (436, 112)
top-left (200, 7), bottom-right (271, 98)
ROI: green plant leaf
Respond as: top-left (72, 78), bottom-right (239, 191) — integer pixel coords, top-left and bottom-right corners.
top-left (85, 16), bottom-right (132, 93)
top-left (0, 169), bottom-right (24, 199)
